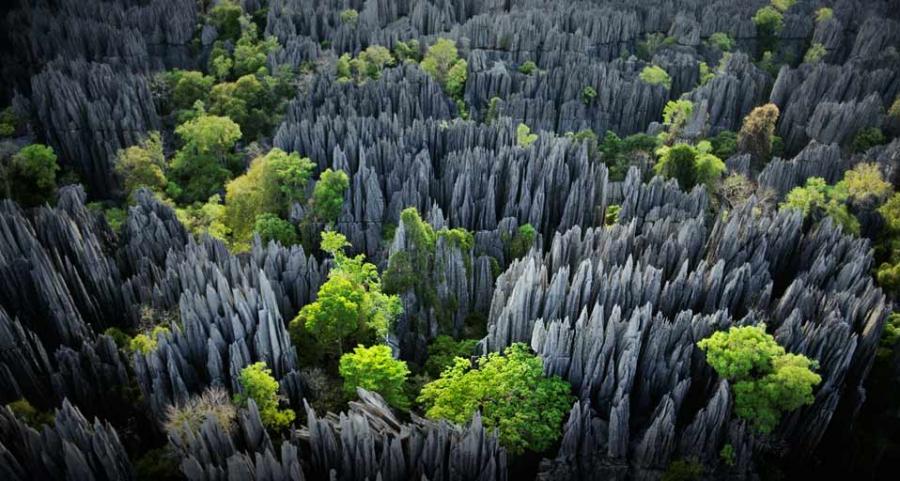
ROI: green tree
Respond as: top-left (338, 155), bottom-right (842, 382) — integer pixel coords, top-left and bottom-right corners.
top-left (167, 71), bottom-right (215, 113)
top-left (234, 362), bottom-right (295, 429)
top-left (698, 325), bottom-right (821, 433)
top-left (358, 45), bottom-right (396, 80)
top-left (424, 335), bottom-right (478, 378)
top-left (225, 148), bottom-right (313, 244)
top-left (421, 38), bottom-right (467, 108)
top-left (170, 114), bottom-right (241, 203)
top-left (312, 168), bottom-right (350, 224)
top-left (581, 86), bottom-right (598, 105)
top-left (339, 9), bottom-right (359, 25)
top-left (841, 162), bottom-right (892, 202)
top-left (517, 123), bottom-right (538, 147)
top-left (804, 43), bottom-right (827, 64)
top-left (708, 32), bottom-right (734, 51)
top-left (661, 100), bottom-right (694, 144)
top-left (417, 343), bottom-right (572, 454)
top-left (509, 223), bottom-right (536, 259)
top-left (851, 127), bottom-right (886, 153)
top-left (253, 213), bottom-right (298, 246)
top-left (115, 132), bottom-right (167, 198)
top-left (232, 22), bottom-right (279, 78)
top-left (518, 60), bottom-right (537, 75)
top-left (339, 344), bottom-right (410, 408)
top-left (208, 0), bottom-right (243, 41)
top-left (393, 40), bottom-right (421, 63)
top-left (654, 142), bottom-right (725, 191)
top-left (772, 0), bottom-right (796, 12)
top-left (710, 130), bottom-right (738, 159)
top-left (753, 6), bottom-right (784, 53)
top-left (737, 103), bottom-right (780, 169)
top-left (6, 144), bottom-right (59, 206)
top-left (599, 131), bottom-right (659, 181)
top-left (815, 7), bottom-right (833, 23)
top-left (781, 177), bottom-right (860, 234)
top-left (130, 326), bottom-right (171, 354)
top-left (639, 65), bottom-right (671, 89)
top-left (290, 231), bottom-right (401, 354)
top-left (176, 194), bottom-right (231, 242)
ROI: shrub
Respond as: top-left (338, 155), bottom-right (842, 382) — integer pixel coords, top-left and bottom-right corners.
top-left (639, 65), bottom-right (671, 89)
top-left (662, 458), bottom-right (703, 481)
top-left (234, 362), bottom-right (295, 429)
top-left (698, 325), bottom-right (821, 433)
top-left (6, 399), bottom-right (53, 428)
top-left (135, 447), bottom-right (180, 481)
top-left (720, 444), bottom-right (736, 466)
top-left (804, 43), bottom-right (827, 64)
top-left (710, 130), bottom-right (738, 159)
top-left (115, 132), bottom-right (167, 198)
top-left (841, 163), bottom-right (892, 202)
top-left (772, 0), bottom-right (796, 12)
top-left (518, 60), bottom-right (537, 75)
top-left (581, 86), bottom-right (598, 105)
top-left (103, 327), bottom-right (132, 350)
top-left (164, 387), bottom-right (236, 439)
top-left (421, 38), bottom-right (467, 105)
top-left (485, 96), bottom-right (502, 124)
top-left (815, 7), bottom-right (834, 23)
top-left (253, 213), bottom-right (297, 246)
top-left (654, 142), bottom-right (725, 191)
top-left (782, 177), bottom-right (859, 234)
top-left (661, 100), bottom-right (694, 144)
top-left (708, 32), bottom-right (734, 51)
top-left (737, 103), bottom-right (780, 168)
top-left (754, 7), bottom-right (784, 50)
top-left (393, 40), bottom-right (421, 63)
top-left (339, 9), bottom-right (359, 25)
top-left (130, 326), bottom-right (171, 354)
top-left (605, 204), bottom-right (621, 226)
top-left (516, 123), bottom-right (538, 147)
top-left (509, 223), bottom-right (536, 258)
top-left (7, 144), bottom-right (59, 206)
top-left (166, 70), bottom-right (215, 113)
top-left (636, 32), bottom-right (666, 61)
top-left (851, 127), bottom-right (886, 153)
top-left (889, 97), bottom-right (900, 120)
top-left (424, 336), bottom-right (478, 378)
top-left (208, 0), bottom-right (243, 41)
top-left (418, 343), bottom-right (573, 454)
top-left (599, 131), bottom-right (659, 181)
top-left (0, 107), bottom-right (20, 137)
top-left (312, 168), bottom-right (350, 224)
top-left (339, 344), bottom-right (411, 408)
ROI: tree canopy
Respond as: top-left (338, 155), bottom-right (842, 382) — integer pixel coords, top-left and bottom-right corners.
top-left (339, 344), bottom-right (411, 409)
top-left (417, 343), bottom-right (573, 454)
top-left (234, 362), bottom-right (295, 429)
top-left (290, 231), bottom-right (401, 354)
top-left (698, 325), bottom-right (821, 433)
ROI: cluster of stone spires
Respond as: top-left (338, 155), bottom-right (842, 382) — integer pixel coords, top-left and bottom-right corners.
top-left (1, 0), bottom-right (899, 479)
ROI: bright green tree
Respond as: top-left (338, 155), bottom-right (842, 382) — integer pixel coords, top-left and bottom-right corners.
top-left (421, 38), bottom-right (467, 109)
top-left (417, 343), bottom-right (572, 454)
top-left (225, 148), bottom-right (313, 244)
top-left (781, 177), bottom-right (860, 234)
top-left (312, 168), bottom-right (349, 224)
top-left (253, 213), bottom-right (298, 246)
top-left (708, 32), bottom-right (733, 51)
top-left (661, 100), bottom-right (693, 144)
top-left (804, 43), bottom-right (827, 64)
top-left (234, 362), bottom-right (295, 429)
top-left (6, 144), bottom-right (59, 206)
top-left (290, 231), bottom-right (401, 354)
top-left (639, 65), bottom-right (671, 89)
top-left (339, 344), bottom-right (411, 408)
top-left (517, 123), bottom-right (538, 147)
top-left (654, 142), bottom-right (725, 191)
top-left (841, 163), bottom-right (892, 202)
top-left (698, 325), bottom-right (821, 433)
top-left (169, 114), bottom-right (241, 203)
top-left (167, 70), bottom-right (215, 113)
top-left (115, 132), bottom-right (167, 198)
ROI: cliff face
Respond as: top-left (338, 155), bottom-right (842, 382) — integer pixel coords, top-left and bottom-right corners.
top-left (1, 0), bottom-right (899, 479)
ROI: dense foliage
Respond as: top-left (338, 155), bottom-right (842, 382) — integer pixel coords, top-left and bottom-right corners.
top-left (418, 343), bottom-right (572, 454)
top-left (698, 325), bottom-right (821, 433)
top-left (339, 344), bottom-right (411, 409)
top-left (234, 362), bottom-right (295, 429)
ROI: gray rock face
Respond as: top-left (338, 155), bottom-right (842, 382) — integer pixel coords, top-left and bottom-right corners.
top-left (477, 196), bottom-right (886, 478)
top-left (0, 400), bottom-right (134, 481)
